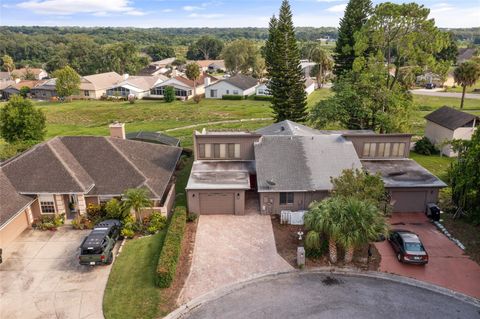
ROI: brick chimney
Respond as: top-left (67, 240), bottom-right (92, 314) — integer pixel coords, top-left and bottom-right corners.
top-left (109, 122), bottom-right (125, 139)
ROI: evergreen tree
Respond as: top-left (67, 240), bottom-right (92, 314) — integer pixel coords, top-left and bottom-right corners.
top-left (333, 0), bottom-right (372, 77)
top-left (265, 0), bottom-right (307, 122)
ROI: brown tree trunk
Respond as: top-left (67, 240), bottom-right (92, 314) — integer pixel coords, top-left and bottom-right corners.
top-left (344, 246), bottom-right (354, 263)
top-left (328, 238), bottom-right (337, 263)
top-left (460, 85), bottom-right (466, 109)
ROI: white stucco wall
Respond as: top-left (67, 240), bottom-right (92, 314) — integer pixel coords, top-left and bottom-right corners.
top-left (305, 83), bottom-right (315, 96)
top-left (205, 81), bottom-right (256, 99)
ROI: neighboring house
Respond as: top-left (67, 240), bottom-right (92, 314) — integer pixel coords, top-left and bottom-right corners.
top-left (300, 60), bottom-right (316, 78)
top-left (1, 80), bottom-right (41, 100)
top-left (138, 58), bottom-right (176, 76)
top-left (0, 80), bottom-right (16, 99)
top-left (457, 48), bottom-right (477, 65)
top-left (150, 73), bottom-right (217, 100)
top-left (74, 72), bottom-right (124, 99)
top-left (205, 74), bottom-right (258, 99)
top-left (0, 72), bottom-right (12, 81)
top-left (11, 68), bottom-right (48, 80)
top-left (106, 75), bottom-right (167, 99)
top-left (126, 131), bottom-right (181, 147)
top-left (0, 123), bottom-right (182, 246)
top-left (30, 78), bottom-right (57, 99)
top-left (256, 78), bottom-right (316, 97)
top-left (186, 120), bottom-right (446, 215)
top-left (193, 60), bottom-right (225, 72)
top-left (425, 106), bottom-right (478, 157)
top-left (416, 72), bottom-right (444, 87)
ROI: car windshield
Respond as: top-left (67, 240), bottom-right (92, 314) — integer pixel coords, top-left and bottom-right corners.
top-left (404, 242), bottom-right (423, 252)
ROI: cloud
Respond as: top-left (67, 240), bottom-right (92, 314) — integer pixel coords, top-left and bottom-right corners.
top-left (161, 9), bottom-right (174, 13)
top-left (17, 0), bottom-right (146, 16)
top-left (430, 3), bottom-right (455, 13)
top-left (183, 5), bottom-right (203, 11)
top-left (326, 4), bottom-right (346, 12)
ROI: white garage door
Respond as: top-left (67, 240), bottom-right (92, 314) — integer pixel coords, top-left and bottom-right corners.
top-left (199, 193), bottom-right (235, 214)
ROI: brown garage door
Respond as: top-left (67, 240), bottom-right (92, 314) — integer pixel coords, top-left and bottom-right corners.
top-left (199, 193), bottom-right (235, 214)
top-left (0, 210), bottom-right (29, 247)
top-left (391, 191), bottom-right (427, 213)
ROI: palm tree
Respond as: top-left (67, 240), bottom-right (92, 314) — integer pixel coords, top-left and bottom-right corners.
top-left (185, 62), bottom-right (201, 97)
top-left (309, 46), bottom-right (333, 88)
top-left (122, 188), bottom-right (152, 223)
top-left (454, 61), bottom-right (480, 109)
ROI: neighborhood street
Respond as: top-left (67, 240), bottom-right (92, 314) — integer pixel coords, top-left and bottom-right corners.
top-left (410, 89), bottom-right (480, 99)
top-left (183, 272), bottom-right (480, 319)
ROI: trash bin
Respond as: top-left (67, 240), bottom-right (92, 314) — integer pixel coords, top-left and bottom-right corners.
top-left (426, 203), bottom-right (441, 221)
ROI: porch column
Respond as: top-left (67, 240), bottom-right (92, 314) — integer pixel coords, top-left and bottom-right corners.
top-left (77, 194), bottom-right (87, 215)
top-left (55, 194), bottom-right (66, 214)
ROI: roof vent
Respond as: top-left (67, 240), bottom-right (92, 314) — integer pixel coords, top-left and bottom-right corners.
top-left (280, 126), bottom-right (285, 131)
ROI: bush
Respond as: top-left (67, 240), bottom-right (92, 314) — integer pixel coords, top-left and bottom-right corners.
top-left (32, 214), bottom-right (64, 231)
top-left (221, 94), bottom-right (243, 100)
top-left (105, 198), bottom-right (129, 220)
top-left (164, 86), bottom-right (175, 102)
top-left (121, 214), bottom-right (139, 238)
top-left (414, 136), bottom-right (438, 155)
top-left (305, 230), bottom-right (328, 258)
top-left (254, 95), bottom-right (273, 101)
top-left (155, 206), bottom-right (186, 288)
top-left (71, 215), bottom-right (92, 230)
top-left (187, 212), bottom-right (198, 223)
top-left (86, 203), bottom-right (106, 225)
top-left (147, 212), bottom-right (167, 234)
top-left (193, 94), bottom-right (202, 104)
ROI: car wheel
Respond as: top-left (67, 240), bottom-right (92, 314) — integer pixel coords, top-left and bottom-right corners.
top-left (106, 252), bottom-right (113, 265)
top-left (397, 253), bottom-right (402, 263)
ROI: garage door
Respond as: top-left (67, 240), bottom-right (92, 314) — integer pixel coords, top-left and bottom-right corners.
top-left (391, 191), bottom-right (427, 213)
top-left (0, 210), bottom-right (29, 247)
top-left (199, 193), bottom-right (235, 214)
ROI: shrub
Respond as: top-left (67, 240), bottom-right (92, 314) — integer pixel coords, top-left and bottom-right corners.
top-left (305, 231), bottom-right (328, 258)
top-left (32, 215), bottom-right (63, 231)
top-left (121, 228), bottom-right (135, 238)
top-left (164, 86), bottom-right (175, 102)
top-left (187, 212), bottom-right (198, 223)
top-left (414, 136), bottom-right (438, 155)
top-left (254, 95), bottom-right (273, 101)
top-left (155, 206), bottom-right (186, 288)
top-left (147, 212), bottom-right (167, 234)
top-left (222, 94), bottom-right (243, 100)
top-left (121, 214), bottom-right (139, 238)
top-left (105, 198), bottom-right (129, 220)
top-left (86, 203), bottom-right (106, 225)
top-left (72, 215), bottom-right (92, 230)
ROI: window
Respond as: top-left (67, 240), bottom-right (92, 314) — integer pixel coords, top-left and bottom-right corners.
top-left (233, 90), bottom-right (239, 95)
top-left (84, 90), bottom-right (90, 97)
top-left (369, 143), bottom-right (376, 157)
top-left (234, 144), bottom-right (241, 158)
top-left (280, 192), bottom-right (294, 205)
top-left (199, 144), bottom-right (205, 158)
top-left (384, 143), bottom-right (391, 157)
top-left (199, 143), bottom-right (240, 159)
top-left (398, 143), bottom-right (405, 157)
top-left (39, 195), bottom-right (56, 214)
top-left (258, 89), bottom-right (264, 95)
top-left (107, 87), bottom-right (130, 96)
top-left (363, 143), bottom-right (370, 157)
top-left (392, 143), bottom-right (400, 157)
top-left (210, 89), bottom-right (217, 98)
top-left (219, 144), bottom-right (226, 158)
top-left (378, 143), bottom-right (385, 156)
top-left (226, 89), bottom-right (230, 94)
top-left (228, 143), bottom-right (235, 158)
top-left (214, 144), bottom-right (221, 158)
top-left (204, 144), bottom-right (212, 158)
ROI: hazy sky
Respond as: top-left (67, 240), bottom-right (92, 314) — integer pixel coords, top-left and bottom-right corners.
top-left (1, 0), bottom-right (479, 28)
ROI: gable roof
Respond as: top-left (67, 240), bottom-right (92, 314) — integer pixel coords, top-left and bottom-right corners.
top-left (194, 60), bottom-right (224, 68)
top-left (256, 120), bottom-right (375, 136)
top-left (1, 136), bottom-right (182, 199)
top-left (254, 135), bottom-right (362, 192)
top-left (170, 73), bottom-right (217, 88)
top-left (81, 72), bottom-right (123, 91)
top-left (221, 74), bottom-right (258, 90)
top-left (425, 106), bottom-right (478, 130)
top-left (113, 75), bottom-right (167, 91)
top-left (11, 68), bottom-right (47, 78)
top-left (0, 170), bottom-right (34, 229)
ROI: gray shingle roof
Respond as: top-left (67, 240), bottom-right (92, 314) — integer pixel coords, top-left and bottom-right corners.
top-left (223, 74), bottom-right (258, 90)
top-left (361, 159), bottom-right (447, 188)
top-left (0, 171), bottom-right (34, 228)
top-left (126, 131), bottom-right (180, 147)
top-left (254, 135), bottom-right (362, 192)
top-left (1, 136), bottom-right (182, 199)
top-left (256, 120), bottom-right (374, 136)
top-left (425, 106), bottom-right (478, 130)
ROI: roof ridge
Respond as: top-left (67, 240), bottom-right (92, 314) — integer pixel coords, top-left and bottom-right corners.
top-left (46, 138), bottom-right (93, 192)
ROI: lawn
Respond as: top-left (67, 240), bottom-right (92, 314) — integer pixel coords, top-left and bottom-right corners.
top-left (409, 152), bottom-right (453, 183)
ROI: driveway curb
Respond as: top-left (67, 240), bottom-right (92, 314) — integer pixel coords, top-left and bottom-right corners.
top-left (164, 267), bottom-right (480, 319)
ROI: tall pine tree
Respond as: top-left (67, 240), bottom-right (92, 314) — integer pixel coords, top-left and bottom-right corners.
top-left (333, 0), bottom-right (372, 77)
top-left (265, 0), bottom-right (307, 122)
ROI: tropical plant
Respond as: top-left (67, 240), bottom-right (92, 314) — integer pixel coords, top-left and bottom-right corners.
top-left (453, 60), bottom-right (480, 109)
top-left (1, 54), bottom-right (14, 74)
top-left (122, 188), bottom-right (152, 223)
top-left (185, 62), bottom-right (201, 96)
top-left (53, 65), bottom-right (81, 99)
top-left (309, 45), bottom-right (333, 88)
top-left (163, 86), bottom-right (175, 102)
top-left (104, 198), bottom-right (129, 220)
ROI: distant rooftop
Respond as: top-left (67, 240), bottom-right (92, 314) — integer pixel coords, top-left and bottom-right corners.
top-left (425, 106), bottom-right (478, 130)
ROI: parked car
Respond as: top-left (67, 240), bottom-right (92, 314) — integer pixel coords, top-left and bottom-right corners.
top-left (79, 219), bottom-right (121, 266)
top-left (388, 229), bottom-right (428, 265)
top-left (425, 83), bottom-right (436, 89)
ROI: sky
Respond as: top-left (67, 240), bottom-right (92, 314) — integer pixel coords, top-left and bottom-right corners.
top-left (0, 0), bottom-right (479, 28)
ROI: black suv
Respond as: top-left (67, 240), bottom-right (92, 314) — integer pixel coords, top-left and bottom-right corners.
top-left (79, 220), bottom-right (121, 266)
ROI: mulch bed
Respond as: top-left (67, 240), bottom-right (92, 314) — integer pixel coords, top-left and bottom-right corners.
top-left (271, 215), bottom-right (380, 271)
top-left (158, 218), bottom-right (198, 316)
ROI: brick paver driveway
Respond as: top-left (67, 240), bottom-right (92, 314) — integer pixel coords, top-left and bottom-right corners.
top-left (180, 215), bottom-right (293, 302)
top-left (375, 213), bottom-right (480, 299)
top-left (0, 227), bottom-right (116, 319)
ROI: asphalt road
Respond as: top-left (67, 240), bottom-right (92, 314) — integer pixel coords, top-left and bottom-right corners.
top-left (410, 89), bottom-right (480, 99)
top-left (186, 272), bottom-right (480, 319)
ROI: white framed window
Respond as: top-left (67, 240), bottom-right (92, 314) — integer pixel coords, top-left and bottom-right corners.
top-left (392, 143), bottom-right (400, 156)
top-left (84, 90), bottom-right (90, 97)
top-left (233, 90), bottom-right (239, 95)
top-left (280, 192), bottom-right (294, 205)
top-left (378, 143), bottom-right (385, 156)
top-left (398, 143), bottom-right (405, 157)
top-left (210, 90), bottom-right (217, 98)
top-left (384, 143), bottom-right (391, 157)
top-left (39, 195), bottom-right (56, 214)
top-left (363, 143), bottom-right (371, 157)
top-left (369, 143), bottom-right (377, 157)
top-left (258, 89), bottom-right (264, 95)
top-left (204, 144), bottom-right (212, 158)
top-left (234, 144), bottom-right (241, 158)
top-left (219, 144), bottom-right (226, 158)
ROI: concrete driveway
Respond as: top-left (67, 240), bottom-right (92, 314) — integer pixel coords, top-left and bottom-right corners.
top-left (180, 215), bottom-right (293, 302)
top-left (375, 213), bottom-right (480, 299)
top-left (0, 227), bottom-right (115, 319)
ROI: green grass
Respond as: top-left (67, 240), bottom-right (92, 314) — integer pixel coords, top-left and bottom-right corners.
top-left (103, 231), bottom-right (166, 319)
top-left (409, 151), bottom-right (453, 183)
top-left (445, 80), bottom-right (480, 94)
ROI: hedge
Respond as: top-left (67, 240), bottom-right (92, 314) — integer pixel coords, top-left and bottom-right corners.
top-left (254, 95), bottom-right (273, 101)
top-left (155, 206), bottom-right (187, 288)
top-left (222, 94), bottom-right (243, 100)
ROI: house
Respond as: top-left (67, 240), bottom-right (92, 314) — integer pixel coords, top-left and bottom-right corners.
top-left (11, 68), bottom-right (48, 80)
top-left (0, 123), bottom-right (182, 246)
top-left (424, 106), bottom-right (478, 157)
top-left (0, 80), bottom-right (16, 99)
top-left (186, 120), bottom-right (446, 215)
top-left (256, 78), bottom-right (316, 97)
top-left (300, 60), bottom-right (316, 78)
top-left (0, 72), bottom-right (12, 81)
top-left (149, 73), bottom-right (217, 100)
top-left (74, 72), bottom-right (124, 99)
top-left (193, 60), bottom-right (226, 72)
top-left (1, 80), bottom-right (42, 100)
top-left (106, 75), bottom-right (167, 99)
top-left (30, 78), bottom-right (57, 99)
top-left (138, 58), bottom-right (176, 76)
top-left (457, 48), bottom-right (477, 65)
top-left (205, 74), bottom-right (258, 99)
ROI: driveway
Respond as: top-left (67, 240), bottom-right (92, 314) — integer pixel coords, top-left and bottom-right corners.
top-left (183, 272), bottom-right (480, 319)
top-left (180, 215), bottom-right (293, 302)
top-left (375, 213), bottom-right (480, 299)
top-left (0, 227), bottom-right (115, 319)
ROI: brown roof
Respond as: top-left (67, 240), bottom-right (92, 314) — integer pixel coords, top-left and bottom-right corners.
top-left (81, 72), bottom-right (123, 91)
top-left (425, 106), bottom-right (478, 130)
top-left (174, 73), bottom-right (217, 88)
top-left (194, 60), bottom-right (224, 68)
top-left (11, 68), bottom-right (46, 77)
top-left (1, 136), bottom-right (182, 199)
top-left (0, 171), bottom-right (34, 228)
top-left (11, 80), bottom-right (41, 90)
top-left (114, 75), bottom-right (167, 91)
